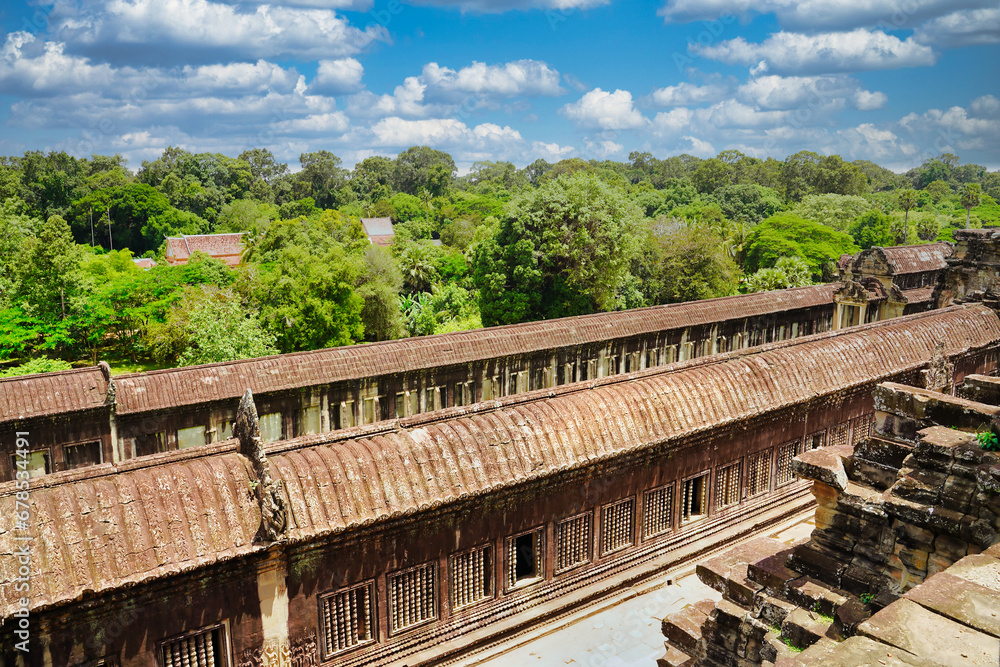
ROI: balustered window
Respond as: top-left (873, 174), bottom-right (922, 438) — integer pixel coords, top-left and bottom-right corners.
top-left (681, 473), bottom-right (709, 524)
top-left (643, 484), bottom-right (674, 539)
top-left (555, 513), bottom-right (592, 572)
top-left (506, 528), bottom-right (543, 590)
top-left (600, 498), bottom-right (635, 556)
top-left (747, 451), bottom-right (771, 497)
top-left (776, 440), bottom-right (801, 486)
top-left (715, 461), bottom-right (742, 509)
top-left (450, 545), bottom-right (493, 610)
top-left (320, 581), bottom-right (376, 657)
top-left (388, 563), bottom-right (437, 634)
top-left (160, 625), bottom-right (228, 667)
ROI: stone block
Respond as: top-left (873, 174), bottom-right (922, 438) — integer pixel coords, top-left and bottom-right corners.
top-left (784, 576), bottom-right (849, 617)
top-left (904, 571), bottom-right (1000, 638)
top-left (753, 593), bottom-right (796, 628)
top-left (793, 447), bottom-right (850, 490)
top-left (657, 642), bottom-right (694, 667)
top-left (895, 544), bottom-right (929, 572)
top-left (747, 546), bottom-right (803, 593)
top-left (892, 519), bottom-right (936, 551)
top-left (834, 597), bottom-right (870, 635)
top-left (663, 601), bottom-right (712, 653)
top-left (810, 481), bottom-right (839, 509)
top-left (926, 551), bottom-right (954, 577)
top-left (941, 474), bottom-right (979, 513)
top-left (855, 436), bottom-right (915, 469)
top-left (891, 468), bottom-right (946, 505)
top-left (934, 533), bottom-right (969, 560)
top-left (781, 608), bottom-right (832, 649)
top-left (943, 553), bottom-right (1000, 592)
top-left (849, 458), bottom-right (898, 491)
top-left (789, 544), bottom-right (847, 588)
top-left (858, 598), bottom-right (1000, 665)
top-left (803, 636), bottom-right (944, 667)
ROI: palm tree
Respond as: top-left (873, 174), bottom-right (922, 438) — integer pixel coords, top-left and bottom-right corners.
top-left (897, 189), bottom-right (918, 244)
top-left (960, 184), bottom-right (983, 229)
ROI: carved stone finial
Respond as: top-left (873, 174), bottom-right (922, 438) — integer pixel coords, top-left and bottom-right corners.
top-left (234, 389), bottom-right (287, 542)
top-left (922, 341), bottom-right (954, 394)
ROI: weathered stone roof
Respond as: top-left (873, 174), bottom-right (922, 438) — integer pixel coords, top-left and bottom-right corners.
top-left (0, 366), bottom-right (109, 421)
top-left (110, 283), bottom-right (838, 415)
top-left (871, 243), bottom-right (952, 275)
top-left (2, 304), bottom-right (996, 618)
top-left (164, 233), bottom-right (245, 266)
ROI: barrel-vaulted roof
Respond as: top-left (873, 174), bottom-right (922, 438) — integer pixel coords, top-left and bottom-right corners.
top-left (110, 282), bottom-right (837, 415)
top-left (2, 303), bottom-right (997, 617)
top-left (0, 366), bottom-right (109, 422)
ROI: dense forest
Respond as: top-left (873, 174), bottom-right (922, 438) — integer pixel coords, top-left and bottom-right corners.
top-left (1, 146), bottom-right (997, 377)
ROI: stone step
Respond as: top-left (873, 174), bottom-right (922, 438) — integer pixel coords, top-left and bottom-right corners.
top-left (662, 599), bottom-right (715, 654)
top-left (697, 537), bottom-right (796, 596)
top-left (780, 607), bottom-right (835, 649)
top-left (752, 593), bottom-right (797, 628)
top-left (656, 642), bottom-right (695, 667)
top-left (854, 435), bottom-right (914, 471)
top-left (783, 575), bottom-right (850, 618)
top-left (746, 541), bottom-right (804, 593)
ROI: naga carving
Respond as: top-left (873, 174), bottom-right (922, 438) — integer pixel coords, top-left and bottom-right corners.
top-left (234, 389), bottom-right (288, 542)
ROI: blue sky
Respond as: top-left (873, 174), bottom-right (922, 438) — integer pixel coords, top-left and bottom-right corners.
top-left (0, 0), bottom-right (997, 173)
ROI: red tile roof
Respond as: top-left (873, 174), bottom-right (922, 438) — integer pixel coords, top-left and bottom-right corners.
top-left (3, 303), bottom-right (996, 616)
top-left (876, 243), bottom-right (952, 275)
top-left (111, 283), bottom-right (838, 415)
top-left (0, 367), bottom-right (109, 422)
top-left (164, 233), bottom-right (245, 267)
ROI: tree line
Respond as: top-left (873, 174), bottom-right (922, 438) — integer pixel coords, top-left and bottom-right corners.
top-left (1, 146), bottom-right (996, 376)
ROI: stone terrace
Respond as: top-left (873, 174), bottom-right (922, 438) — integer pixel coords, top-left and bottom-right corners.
top-left (659, 376), bottom-right (1000, 666)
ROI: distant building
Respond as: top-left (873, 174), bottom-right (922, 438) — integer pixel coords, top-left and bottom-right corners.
top-left (361, 217), bottom-right (395, 247)
top-left (132, 257), bottom-right (157, 269)
top-left (164, 233), bottom-right (245, 267)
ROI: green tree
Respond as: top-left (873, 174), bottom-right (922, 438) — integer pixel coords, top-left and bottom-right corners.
top-left (848, 210), bottom-right (896, 250)
top-left (472, 173), bottom-right (643, 326)
top-left (745, 212), bottom-right (858, 279)
top-left (960, 183), bottom-right (983, 229)
top-left (392, 146), bottom-right (456, 196)
top-left (637, 221), bottom-right (739, 304)
top-left (714, 184), bottom-right (783, 225)
top-left (148, 286), bottom-right (278, 366)
top-left (791, 194), bottom-right (871, 232)
top-left (0, 357), bottom-right (72, 378)
top-left (356, 245), bottom-right (405, 342)
top-left (896, 189), bottom-right (919, 243)
top-left (742, 256), bottom-right (813, 293)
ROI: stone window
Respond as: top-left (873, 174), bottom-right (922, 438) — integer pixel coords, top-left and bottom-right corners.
top-left (776, 440), bottom-right (801, 486)
top-left (506, 528), bottom-right (543, 589)
top-left (11, 450), bottom-right (49, 479)
top-left (563, 362), bottom-right (576, 384)
top-left (259, 412), bottom-right (284, 442)
top-left (715, 461), bottom-right (742, 509)
top-left (747, 451), bottom-right (771, 497)
top-left (64, 441), bottom-right (101, 470)
top-left (830, 421), bottom-right (850, 448)
top-left (643, 484), bottom-right (674, 539)
top-left (450, 545), bottom-right (493, 610)
top-left (424, 387), bottom-right (436, 411)
top-left (586, 358), bottom-right (599, 380)
top-left (395, 392), bottom-right (406, 418)
top-left (681, 473), bottom-right (709, 524)
top-left (362, 397), bottom-right (378, 424)
top-left (681, 341), bottom-right (695, 361)
top-left (438, 386), bottom-right (449, 409)
top-left (215, 418), bottom-right (233, 442)
top-left (646, 348), bottom-right (659, 368)
top-left (666, 344), bottom-right (678, 364)
top-left (160, 625), bottom-right (228, 667)
top-left (600, 497), bottom-right (635, 556)
top-left (320, 581), bottom-right (376, 657)
top-left (807, 429), bottom-right (827, 450)
top-left (135, 431), bottom-right (166, 457)
top-left (294, 405), bottom-right (321, 436)
top-left (626, 351), bottom-right (641, 373)
top-left (851, 413), bottom-right (875, 445)
top-left (388, 563), bottom-right (437, 634)
top-left (341, 401), bottom-right (356, 429)
top-left (408, 391), bottom-right (419, 416)
top-left (555, 513), bottom-right (592, 572)
top-left (604, 355), bottom-right (619, 376)
top-left (177, 425), bottom-right (207, 450)
top-left (482, 377), bottom-right (498, 401)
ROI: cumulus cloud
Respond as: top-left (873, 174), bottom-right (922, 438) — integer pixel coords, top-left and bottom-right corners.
top-left (560, 88), bottom-right (647, 130)
top-left (693, 29), bottom-right (937, 75)
top-left (311, 58), bottom-right (365, 95)
top-left (658, 0), bottom-right (995, 31)
top-left (368, 117), bottom-right (523, 148)
top-left (49, 0), bottom-right (387, 64)
top-left (736, 74), bottom-right (886, 111)
top-left (346, 59), bottom-right (563, 118)
top-left (408, 0), bottom-right (609, 13)
top-left (0, 32), bottom-right (120, 96)
top-left (531, 140), bottom-right (576, 160)
top-left (914, 8), bottom-right (1000, 47)
top-left (649, 82), bottom-right (729, 106)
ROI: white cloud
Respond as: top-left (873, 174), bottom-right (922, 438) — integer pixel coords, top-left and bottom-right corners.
top-left (421, 60), bottom-right (564, 98)
top-left (832, 123), bottom-right (917, 160)
top-left (899, 104), bottom-right (1000, 153)
top-left (531, 140), bottom-right (576, 160)
top-left (181, 60), bottom-right (301, 95)
top-left (737, 74), bottom-right (885, 111)
top-left (272, 112), bottom-right (351, 134)
top-left (409, 0), bottom-right (609, 12)
top-left (369, 116), bottom-right (523, 148)
top-left (560, 88), bottom-right (647, 130)
top-left (658, 0), bottom-right (995, 31)
top-left (311, 58), bottom-right (364, 94)
top-left (683, 135), bottom-right (716, 157)
top-left (693, 29), bottom-right (937, 75)
top-left (583, 137), bottom-right (624, 157)
top-left (652, 108), bottom-right (694, 134)
top-left (914, 8), bottom-right (1000, 47)
top-left (0, 32), bottom-right (120, 96)
top-left (650, 82), bottom-right (729, 106)
top-left (971, 95), bottom-right (1000, 118)
top-left (51, 0), bottom-right (387, 63)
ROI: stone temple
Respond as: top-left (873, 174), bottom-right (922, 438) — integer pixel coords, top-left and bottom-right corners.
top-left (3, 230), bottom-right (1000, 666)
